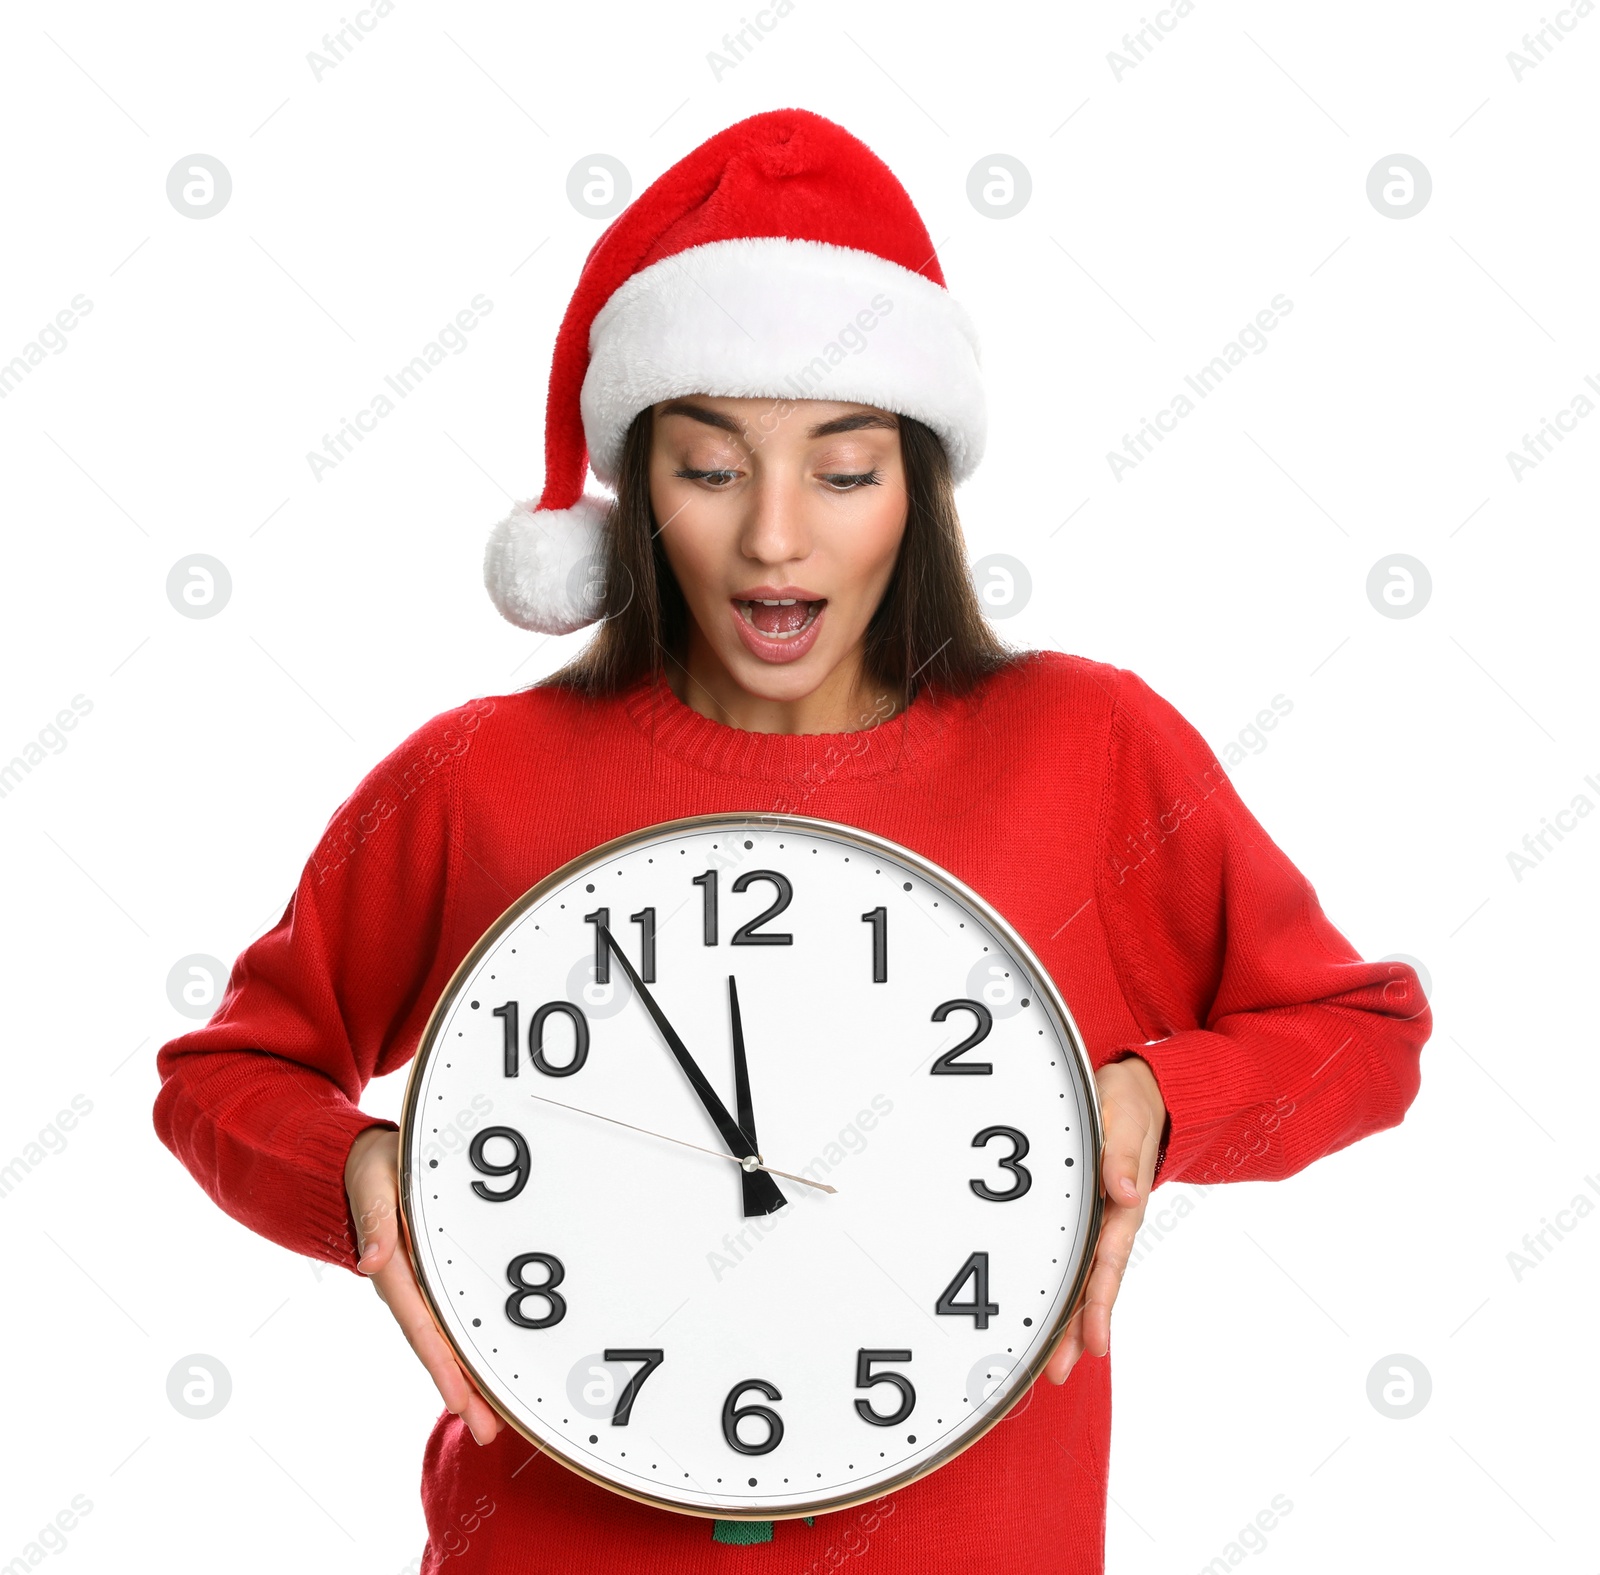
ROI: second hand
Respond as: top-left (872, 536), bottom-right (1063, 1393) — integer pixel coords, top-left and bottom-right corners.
top-left (527, 1092), bottom-right (837, 1194)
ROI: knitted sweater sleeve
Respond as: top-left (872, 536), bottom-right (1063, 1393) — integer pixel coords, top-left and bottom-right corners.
top-left (152, 704), bottom-right (477, 1273)
top-left (1095, 668), bottom-right (1429, 1187)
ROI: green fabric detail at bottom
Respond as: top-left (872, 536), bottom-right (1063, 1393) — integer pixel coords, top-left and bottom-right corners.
top-left (712, 1520), bottom-right (773, 1544)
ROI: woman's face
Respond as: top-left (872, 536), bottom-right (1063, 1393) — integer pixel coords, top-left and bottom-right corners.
top-left (648, 395), bottom-right (907, 705)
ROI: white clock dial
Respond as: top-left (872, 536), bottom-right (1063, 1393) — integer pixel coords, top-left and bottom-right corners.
top-left (400, 813), bottom-right (1102, 1519)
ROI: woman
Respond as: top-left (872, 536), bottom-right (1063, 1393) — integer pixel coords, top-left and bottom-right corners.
top-left (154, 109), bottom-right (1428, 1573)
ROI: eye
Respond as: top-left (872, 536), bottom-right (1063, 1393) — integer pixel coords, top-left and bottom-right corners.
top-left (674, 467), bottom-right (740, 488)
top-left (820, 469), bottom-right (884, 491)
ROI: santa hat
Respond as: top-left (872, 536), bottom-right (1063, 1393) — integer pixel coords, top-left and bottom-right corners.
top-left (483, 107), bottom-right (986, 636)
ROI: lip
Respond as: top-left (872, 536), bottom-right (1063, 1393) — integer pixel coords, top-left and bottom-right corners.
top-left (732, 584), bottom-right (825, 601)
top-left (728, 596), bottom-right (827, 665)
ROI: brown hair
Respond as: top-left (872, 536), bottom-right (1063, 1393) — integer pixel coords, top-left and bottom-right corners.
top-left (537, 404), bottom-right (1019, 705)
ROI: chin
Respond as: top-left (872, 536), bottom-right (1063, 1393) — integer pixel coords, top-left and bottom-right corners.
top-left (723, 651), bottom-right (831, 701)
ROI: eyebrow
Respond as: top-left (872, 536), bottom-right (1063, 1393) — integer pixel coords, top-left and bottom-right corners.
top-left (657, 400), bottom-right (899, 439)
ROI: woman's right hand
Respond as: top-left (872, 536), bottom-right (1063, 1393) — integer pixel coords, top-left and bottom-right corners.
top-left (344, 1125), bottom-right (503, 1446)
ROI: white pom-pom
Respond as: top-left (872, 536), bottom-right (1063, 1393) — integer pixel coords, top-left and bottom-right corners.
top-left (483, 493), bottom-right (614, 635)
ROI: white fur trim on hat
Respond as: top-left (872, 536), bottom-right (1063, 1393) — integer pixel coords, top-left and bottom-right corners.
top-left (483, 493), bottom-right (613, 635)
top-left (579, 236), bottom-right (985, 486)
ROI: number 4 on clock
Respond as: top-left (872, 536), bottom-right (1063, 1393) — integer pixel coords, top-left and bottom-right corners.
top-left (935, 1251), bottom-right (998, 1329)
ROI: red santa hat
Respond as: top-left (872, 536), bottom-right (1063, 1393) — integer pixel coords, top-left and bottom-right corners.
top-left (483, 107), bottom-right (986, 636)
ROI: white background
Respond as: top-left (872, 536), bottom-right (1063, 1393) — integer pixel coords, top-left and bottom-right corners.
top-left (1, 1), bottom-right (1595, 1570)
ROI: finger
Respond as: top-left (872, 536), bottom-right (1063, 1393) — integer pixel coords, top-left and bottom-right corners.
top-left (1100, 1095), bottom-right (1154, 1209)
top-left (1045, 1309), bottom-right (1084, 1384)
top-left (371, 1257), bottom-right (502, 1444)
top-left (1131, 1097), bottom-right (1162, 1199)
top-left (1081, 1200), bottom-right (1141, 1357)
top-left (458, 1394), bottom-right (503, 1445)
top-left (353, 1186), bottom-right (399, 1275)
top-left (372, 1257), bottom-right (470, 1408)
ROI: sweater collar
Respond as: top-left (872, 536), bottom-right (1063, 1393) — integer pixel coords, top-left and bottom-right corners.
top-left (620, 668), bottom-right (963, 782)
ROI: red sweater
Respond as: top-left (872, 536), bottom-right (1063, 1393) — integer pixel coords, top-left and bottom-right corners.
top-left (152, 651), bottom-right (1428, 1574)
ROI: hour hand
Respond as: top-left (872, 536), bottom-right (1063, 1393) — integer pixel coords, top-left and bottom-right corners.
top-left (596, 924), bottom-right (786, 1215)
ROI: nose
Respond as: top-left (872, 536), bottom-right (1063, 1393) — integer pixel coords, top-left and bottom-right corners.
top-left (738, 464), bottom-right (813, 569)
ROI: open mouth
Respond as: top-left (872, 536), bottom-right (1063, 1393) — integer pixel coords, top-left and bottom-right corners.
top-left (734, 598), bottom-right (826, 640)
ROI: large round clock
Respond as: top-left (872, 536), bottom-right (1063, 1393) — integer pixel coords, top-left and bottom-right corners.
top-left (399, 812), bottom-right (1102, 1520)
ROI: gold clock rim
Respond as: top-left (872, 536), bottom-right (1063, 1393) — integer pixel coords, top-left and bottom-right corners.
top-left (397, 810), bottom-right (1106, 1523)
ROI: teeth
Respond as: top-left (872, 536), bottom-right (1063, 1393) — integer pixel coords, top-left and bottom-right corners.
top-left (737, 599), bottom-right (822, 638)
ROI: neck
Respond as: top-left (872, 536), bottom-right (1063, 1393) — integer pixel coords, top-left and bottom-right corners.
top-left (666, 622), bottom-right (905, 735)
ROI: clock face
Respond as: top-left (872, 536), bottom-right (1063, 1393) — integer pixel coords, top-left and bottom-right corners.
top-left (400, 813), bottom-right (1102, 1519)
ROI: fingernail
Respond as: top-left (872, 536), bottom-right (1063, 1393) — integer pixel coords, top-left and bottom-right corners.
top-left (1120, 1177), bottom-right (1138, 1201)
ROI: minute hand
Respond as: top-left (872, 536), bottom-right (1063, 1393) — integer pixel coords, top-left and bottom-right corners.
top-left (597, 924), bottom-right (787, 1214)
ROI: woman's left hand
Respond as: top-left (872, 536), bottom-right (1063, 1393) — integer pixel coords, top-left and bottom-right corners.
top-left (1044, 1055), bottom-right (1167, 1384)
